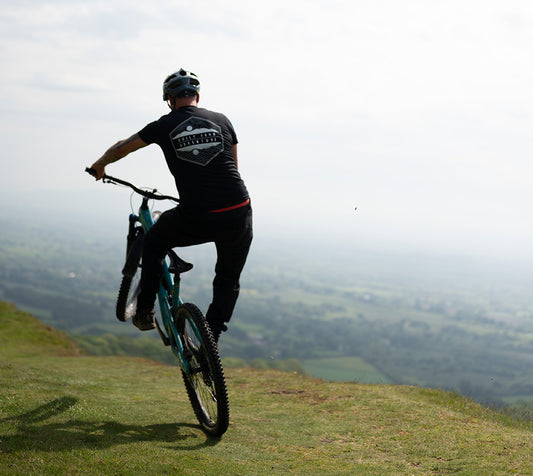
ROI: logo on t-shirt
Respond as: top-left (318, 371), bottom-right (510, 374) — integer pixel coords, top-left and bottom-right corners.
top-left (169, 116), bottom-right (224, 166)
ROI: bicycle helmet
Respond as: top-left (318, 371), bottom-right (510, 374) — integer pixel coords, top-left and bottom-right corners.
top-left (162, 68), bottom-right (200, 100)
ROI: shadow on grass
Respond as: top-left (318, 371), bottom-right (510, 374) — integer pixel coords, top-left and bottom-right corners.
top-left (1, 397), bottom-right (220, 453)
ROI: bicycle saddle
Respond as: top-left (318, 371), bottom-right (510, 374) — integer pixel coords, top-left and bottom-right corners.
top-left (167, 250), bottom-right (193, 274)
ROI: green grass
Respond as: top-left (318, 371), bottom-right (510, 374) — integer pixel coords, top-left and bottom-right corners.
top-left (303, 356), bottom-right (393, 384)
top-left (0, 302), bottom-right (83, 359)
top-left (1, 303), bottom-right (533, 475)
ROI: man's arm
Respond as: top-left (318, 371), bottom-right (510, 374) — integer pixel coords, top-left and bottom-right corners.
top-left (90, 133), bottom-right (148, 180)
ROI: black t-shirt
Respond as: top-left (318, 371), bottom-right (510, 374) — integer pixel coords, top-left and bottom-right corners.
top-left (138, 106), bottom-right (249, 213)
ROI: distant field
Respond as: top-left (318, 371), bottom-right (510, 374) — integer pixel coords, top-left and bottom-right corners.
top-left (3, 219), bottom-right (533, 407)
top-left (304, 356), bottom-right (393, 384)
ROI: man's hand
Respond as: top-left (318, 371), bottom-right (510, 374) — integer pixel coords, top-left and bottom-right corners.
top-left (88, 162), bottom-right (106, 180)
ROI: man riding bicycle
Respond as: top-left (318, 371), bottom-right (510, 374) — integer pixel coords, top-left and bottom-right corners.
top-left (90, 68), bottom-right (253, 342)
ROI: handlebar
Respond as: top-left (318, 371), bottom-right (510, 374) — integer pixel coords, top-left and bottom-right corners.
top-left (85, 167), bottom-right (179, 202)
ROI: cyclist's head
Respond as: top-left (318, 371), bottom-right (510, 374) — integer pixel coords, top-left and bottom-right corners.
top-left (163, 69), bottom-right (200, 100)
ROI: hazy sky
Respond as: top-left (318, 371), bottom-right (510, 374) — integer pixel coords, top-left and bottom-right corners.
top-left (2, 0), bottom-right (532, 261)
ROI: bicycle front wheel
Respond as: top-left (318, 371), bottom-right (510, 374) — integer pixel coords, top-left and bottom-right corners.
top-left (174, 303), bottom-right (230, 437)
top-left (116, 232), bottom-right (143, 322)
top-left (116, 270), bottom-right (141, 322)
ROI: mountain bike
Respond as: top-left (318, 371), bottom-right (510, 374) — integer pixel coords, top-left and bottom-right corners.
top-left (85, 168), bottom-right (229, 437)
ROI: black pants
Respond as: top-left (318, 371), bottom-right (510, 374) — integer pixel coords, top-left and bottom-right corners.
top-left (137, 203), bottom-right (253, 335)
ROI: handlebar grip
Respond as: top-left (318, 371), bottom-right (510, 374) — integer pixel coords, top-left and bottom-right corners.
top-left (85, 167), bottom-right (97, 177)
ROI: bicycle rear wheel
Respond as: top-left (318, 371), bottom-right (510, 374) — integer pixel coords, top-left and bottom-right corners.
top-left (116, 232), bottom-right (144, 322)
top-left (174, 303), bottom-right (230, 437)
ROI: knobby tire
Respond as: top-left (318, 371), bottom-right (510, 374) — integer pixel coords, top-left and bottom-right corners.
top-left (116, 233), bottom-right (143, 322)
top-left (174, 303), bottom-right (230, 437)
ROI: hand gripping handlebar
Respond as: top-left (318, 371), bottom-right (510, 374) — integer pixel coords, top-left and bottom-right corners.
top-left (85, 167), bottom-right (179, 202)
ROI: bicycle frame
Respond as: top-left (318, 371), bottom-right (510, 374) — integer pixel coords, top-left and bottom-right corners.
top-left (86, 167), bottom-right (202, 375)
top-left (135, 197), bottom-right (192, 374)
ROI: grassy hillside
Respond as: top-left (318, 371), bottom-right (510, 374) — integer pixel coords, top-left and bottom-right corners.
top-left (0, 301), bottom-right (84, 359)
top-left (1, 304), bottom-right (532, 475)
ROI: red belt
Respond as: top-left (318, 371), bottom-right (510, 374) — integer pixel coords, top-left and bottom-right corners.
top-left (209, 198), bottom-right (250, 213)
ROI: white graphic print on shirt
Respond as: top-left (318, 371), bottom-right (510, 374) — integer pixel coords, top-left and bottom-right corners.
top-left (169, 116), bottom-right (224, 166)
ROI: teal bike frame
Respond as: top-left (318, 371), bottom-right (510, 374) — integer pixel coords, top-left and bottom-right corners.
top-left (102, 171), bottom-right (197, 375)
top-left (135, 198), bottom-right (193, 373)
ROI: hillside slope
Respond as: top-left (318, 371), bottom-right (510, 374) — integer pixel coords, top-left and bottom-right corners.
top-left (1, 303), bottom-right (532, 475)
top-left (0, 301), bottom-right (84, 358)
